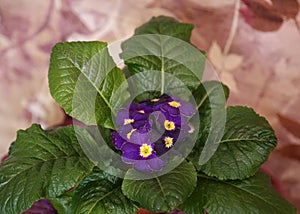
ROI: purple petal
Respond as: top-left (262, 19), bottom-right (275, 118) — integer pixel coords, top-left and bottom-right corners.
top-left (130, 111), bottom-right (149, 121)
top-left (121, 142), bottom-right (140, 163)
top-left (22, 199), bottom-right (57, 214)
top-left (133, 160), bottom-right (152, 172)
top-left (160, 103), bottom-right (180, 117)
top-left (130, 102), bottom-right (153, 113)
top-left (111, 131), bottom-right (126, 150)
top-left (167, 208), bottom-right (186, 214)
top-left (179, 100), bottom-right (196, 117)
top-left (128, 131), bottom-right (150, 145)
top-left (133, 154), bottom-right (165, 172)
top-left (154, 141), bottom-right (169, 156)
top-left (116, 108), bottom-right (130, 126)
top-left (147, 156), bottom-right (166, 171)
top-left (117, 124), bottom-right (134, 140)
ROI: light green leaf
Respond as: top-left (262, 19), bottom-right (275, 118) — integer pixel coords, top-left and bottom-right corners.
top-left (180, 172), bottom-right (297, 214)
top-left (71, 171), bottom-right (138, 214)
top-left (0, 124), bottom-right (94, 214)
top-left (122, 161), bottom-right (197, 213)
top-left (199, 106), bottom-right (277, 180)
top-left (120, 16), bottom-right (205, 97)
top-left (189, 81), bottom-right (229, 167)
top-left (49, 41), bottom-right (130, 129)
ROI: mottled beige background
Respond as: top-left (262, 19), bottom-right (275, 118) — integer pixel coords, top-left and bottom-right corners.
top-left (1, 0), bottom-right (300, 211)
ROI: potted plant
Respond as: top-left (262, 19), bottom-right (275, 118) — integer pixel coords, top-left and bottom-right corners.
top-left (0, 16), bottom-right (296, 214)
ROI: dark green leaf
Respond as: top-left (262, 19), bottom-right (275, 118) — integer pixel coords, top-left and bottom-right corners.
top-left (76, 126), bottom-right (127, 178)
top-left (71, 171), bottom-right (138, 214)
top-left (122, 161), bottom-right (197, 213)
top-left (49, 41), bottom-right (130, 129)
top-left (0, 124), bottom-right (94, 214)
top-left (200, 106), bottom-right (277, 180)
top-left (134, 16), bottom-right (194, 42)
top-left (50, 191), bottom-right (74, 214)
top-left (189, 81), bottom-right (229, 168)
top-left (120, 16), bottom-right (205, 97)
top-left (180, 172), bottom-right (296, 214)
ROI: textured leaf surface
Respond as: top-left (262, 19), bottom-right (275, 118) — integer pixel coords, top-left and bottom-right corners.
top-left (49, 41), bottom-right (129, 129)
top-left (200, 106), bottom-right (277, 180)
top-left (180, 172), bottom-right (296, 214)
top-left (50, 191), bottom-right (74, 214)
top-left (0, 124), bottom-right (94, 214)
top-left (189, 81), bottom-right (229, 167)
top-left (72, 171), bottom-right (138, 214)
top-left (134, 16), bottom-right (194, 42)
top-left (120, 16), bottom-right (205, 95)
top-left (122, 161), bottom-right (197, 213)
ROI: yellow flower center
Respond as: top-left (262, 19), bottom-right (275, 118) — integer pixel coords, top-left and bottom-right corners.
top-left (164, 120), bottom-right (175, 131)
top-left (168, 101), bottom-right (181, 108)
top-left (124, 118), bottom-right (134, 125)
top-left (139, 144), bottom-right (153, 158)
top-left (126, 129), bottom-right (136, 139)
top-left (151, 98), bottom-right (159, 102)
top-left (164, 137), bottom-right (173, 148)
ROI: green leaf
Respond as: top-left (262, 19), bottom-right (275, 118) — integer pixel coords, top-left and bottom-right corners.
top-left (134, 16), bottom-right (194, 42)
top-left (199, 106), bottom-right (277, 180)
top-left (193, 81), bottom-right (230, 115)
top-left (75, 126), bottom-right (126, 179)
top-left (120, 16), bottom-right (205, 97)
top-left (180, 172), bottom-right (297, 214)
top-left (50, 191), bottom-right (74, 214)
top-left (49, 41), bottom-right (130, 129)
top-left (0, 124), bottom-right (94, 214)
top-left (189, 81), bottom-right (229, 167)
top-left (122, 161), bottom-right (197, 212)
top-left (71, 171), bottom-right (138, 214)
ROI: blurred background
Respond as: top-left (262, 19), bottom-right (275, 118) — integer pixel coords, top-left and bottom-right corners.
top-left (0, 0), bottom-right (299, 211)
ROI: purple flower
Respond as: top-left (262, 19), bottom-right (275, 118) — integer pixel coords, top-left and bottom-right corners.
top-left (121, 142), bottom-right (165, 172)
top-left (111, 94), bottom-right (196, 172)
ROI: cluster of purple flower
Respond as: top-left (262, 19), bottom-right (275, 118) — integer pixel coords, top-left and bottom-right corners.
top-left (111, 94), bottom-right (196, 172)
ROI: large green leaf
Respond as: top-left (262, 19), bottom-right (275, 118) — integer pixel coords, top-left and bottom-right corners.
top-left (180, 172), bottom-right (296, 214)
top-left (189, 81), bottom-right (229, 167)
top-left (134, 16), bottom-right (194, 42)
top-left (0, 124), bottom-right (94, 214)
top-left (50, 191), bottom-right (74, 214)
top-left (120, 16), bottom-right (205, 96)
top-left (49, 41), bottom-right (129, 129)
top-left (71, 171), bottom-right (138, 214)
top-left (122, 161), bottom-right (197, 213)
top-left (199, 106), bottom-right (277, 180)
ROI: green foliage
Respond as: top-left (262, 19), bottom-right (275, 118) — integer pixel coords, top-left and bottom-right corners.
top-left (120, 16), bottom-right (205, 99)
top-left (189, 81), bottom-right (229, 167)
top-left (199, 106), bottom-right (277, 180)
top-left (134, 16), bottom-right (194, 42)
top-left (0, 125), bottom-right (94, 214)
top-left (180, 172), bottom-right (296, 214)
top-left (122, 161), bottom-right (197, 212)
top-left (71, 171), bottom-right (138, 214)
top-left (49, 41), bottom-right (130, 130)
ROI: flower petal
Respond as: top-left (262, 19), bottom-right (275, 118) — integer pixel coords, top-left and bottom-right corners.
top-left (111, 131), bottom-right (126, 150)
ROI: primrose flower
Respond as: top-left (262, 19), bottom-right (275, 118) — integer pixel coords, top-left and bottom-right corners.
top-left (111, 94), bottom-right (196, 172)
